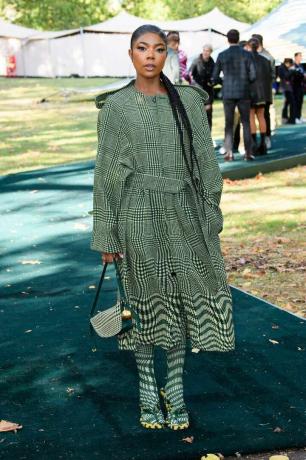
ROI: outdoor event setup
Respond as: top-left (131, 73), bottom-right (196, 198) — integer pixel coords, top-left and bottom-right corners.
top-left (0, 8), bottom-right (249, 77)
top-left (241, 0), bottom-right (306, 63)
top-left (1, 0), bottom-right (306, 77)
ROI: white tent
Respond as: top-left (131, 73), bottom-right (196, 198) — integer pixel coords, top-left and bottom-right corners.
top-left (0, 9), bottom-right (250, 77)
top-left (0, 19), bottom-right (37, 75)
top-left (241, 0), bottom-right (306, 63)
top-left (85, 9), bottom-right (249, 34)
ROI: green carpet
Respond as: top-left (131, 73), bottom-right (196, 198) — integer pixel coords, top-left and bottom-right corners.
top-left (1, 157), bottom-right (306, 460)
top-left (217, 124), bottom-right (306, 179)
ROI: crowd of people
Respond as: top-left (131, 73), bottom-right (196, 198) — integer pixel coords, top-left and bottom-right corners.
top-left (163, 28), bottom-right (305, 162)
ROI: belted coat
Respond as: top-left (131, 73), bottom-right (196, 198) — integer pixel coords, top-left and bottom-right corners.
top-left (91, 80), bottom-right (235, 352)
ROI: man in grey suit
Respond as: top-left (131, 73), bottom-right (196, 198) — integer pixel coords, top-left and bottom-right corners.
top-left (213, 29), bottom-right (256, 161)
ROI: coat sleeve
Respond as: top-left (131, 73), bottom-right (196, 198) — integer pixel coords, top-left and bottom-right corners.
top-left (91, 99), bottom-right (126, 254)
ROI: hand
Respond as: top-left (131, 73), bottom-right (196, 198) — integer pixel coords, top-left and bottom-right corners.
top-left (101, 253), bottom-right (123, 264)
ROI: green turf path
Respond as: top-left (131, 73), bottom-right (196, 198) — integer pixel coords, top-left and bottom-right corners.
top-left (1, 127), bottom-right (306, 459)
top-left (217, 124), bottom-right (306, 179)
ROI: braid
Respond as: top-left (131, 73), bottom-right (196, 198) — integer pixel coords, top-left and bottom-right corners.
top-left (160, 72), bottom-right (200, 193)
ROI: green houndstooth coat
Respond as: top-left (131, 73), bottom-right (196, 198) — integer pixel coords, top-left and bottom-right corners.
top-left (91, 80), bottom-right (235, 352)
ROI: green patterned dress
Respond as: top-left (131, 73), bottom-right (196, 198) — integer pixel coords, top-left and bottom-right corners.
top-left (91, 80), bottom-right (235, 352)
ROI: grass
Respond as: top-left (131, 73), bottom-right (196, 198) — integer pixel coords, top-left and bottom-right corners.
top-left (0, 77), bottom-right (117, 175)
top-left (1, 77), bottom-right (305, 316)
top-left (221, 166), bottom-right (306, 318)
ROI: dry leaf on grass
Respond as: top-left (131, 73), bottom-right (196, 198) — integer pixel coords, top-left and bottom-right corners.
top-left (269, 339), bottom-right (279, 345)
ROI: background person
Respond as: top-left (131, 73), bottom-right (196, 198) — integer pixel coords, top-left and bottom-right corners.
top-left (252, 34), bottom-right (275, 149)
top-left (292, 52), bottom-right (306, 123)
top-left (189, 44), bottom-right (215, 131)
top-left (246, 37), bottom-right (273, 155)
top-left (163, 31), bottom-right (180, 84)
top-left (278, 58), bottom-right (297, 124)
top-left (92, 24), bottom-right (235, 432)
top-left (212, 29), bottom-right (256, 161)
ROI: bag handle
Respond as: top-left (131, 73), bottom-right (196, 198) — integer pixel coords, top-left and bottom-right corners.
top-left (89, 260), bottom-right (140, 330)
top-left (90, 262), bottom-right (109, 319)
top-left (90, 260), bottom-right (129, 319)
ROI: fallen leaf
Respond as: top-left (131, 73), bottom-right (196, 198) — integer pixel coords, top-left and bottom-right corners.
top-left (191, 348), bottom-right (200, 353)
top-left (182, 436), bottom-right (194, 444)
top-left (276, 237), bottom-right (290, 244)
top-left (73, 223), bottom-right (89, 231)
top-left (201, 455), bottom-right (220, 460)
top-left (255, 172), bottom-right (263, 180)
top-left (273, 426), bottom-right (284, 432)
top-left (21, 260), bottom-right (41, 265)
top-left (269, 339), bottom-right (279, 345)
top-left (269, 456), bottom-right (289, 460)
top-left (66, 387), bottom-right (75, 394)
top-left (24, 330), bottom-right (32, 333)
top-left (88, 285), bottom-right (96, 289)
top-left (238, 257), bottom-right (247, 265)
top-left (30, 190), bottom-right (38, 194)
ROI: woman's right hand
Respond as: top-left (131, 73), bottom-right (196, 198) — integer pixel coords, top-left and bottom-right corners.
top-left (101, 253), bottom-right (123, 264)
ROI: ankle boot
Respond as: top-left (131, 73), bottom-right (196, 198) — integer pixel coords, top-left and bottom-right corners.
top-left (224, 151), bottom-right (234, 161)
top-left (251, 133), bottom-right (258, 155)
top-left (257, 133), bottom-right (267, 155)
top-left (244, 151), bottom-right (255, 161)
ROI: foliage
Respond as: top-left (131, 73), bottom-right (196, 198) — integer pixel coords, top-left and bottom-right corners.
top-left (0, 0), bottom-right (115, 30)
top-left (0, 0), bottom-right (282, 30)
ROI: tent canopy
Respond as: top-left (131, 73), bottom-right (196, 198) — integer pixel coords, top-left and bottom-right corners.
top-left (0, 18), bottom-right (36, 38)
top-left (241, 0), bottom-right (306, 63)
top-left (85, 8), bottom-right (249, 34)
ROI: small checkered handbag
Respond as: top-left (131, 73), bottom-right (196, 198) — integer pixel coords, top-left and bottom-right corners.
top-left (90, 261), bottom-right (134, 338)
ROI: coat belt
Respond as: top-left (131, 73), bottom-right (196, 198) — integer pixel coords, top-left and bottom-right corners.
top-left (131, 172), bottom-right (185, 194)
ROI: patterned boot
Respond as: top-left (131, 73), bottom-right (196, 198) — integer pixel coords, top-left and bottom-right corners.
top-left (161, 343), bottom-right (189, 430)
top-left (135, 344), bottom-right (164, 429)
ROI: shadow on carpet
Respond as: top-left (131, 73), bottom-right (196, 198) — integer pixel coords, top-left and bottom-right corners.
top-left (0, 158), bottom-right (305, 460)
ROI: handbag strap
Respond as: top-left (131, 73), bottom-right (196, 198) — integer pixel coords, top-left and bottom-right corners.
top-left (89, 260), bottom-right (140, 330)
top-left (90, 262), bottom-right (108, 318)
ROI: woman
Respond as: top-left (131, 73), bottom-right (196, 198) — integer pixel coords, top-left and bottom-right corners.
top-left (91, 25), bottom-right (235, 431)
top-left (189, 44), bottom-right (215, 131)
top-left (246, 37), bottom-right (272, 155)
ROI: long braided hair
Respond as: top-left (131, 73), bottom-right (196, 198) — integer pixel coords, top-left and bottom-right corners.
top-left (130, 25), bottom-right (201, 193)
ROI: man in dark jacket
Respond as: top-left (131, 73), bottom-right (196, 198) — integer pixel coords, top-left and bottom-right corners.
top-left (189, 44), bottom-right (215, 130)
top-left (212, 29), bottom-right (256, 161)
top-left (292, 52), bottom-right (306, 123)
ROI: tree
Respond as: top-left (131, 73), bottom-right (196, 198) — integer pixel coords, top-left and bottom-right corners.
top-left (0, 0), bottom-right (282, 30)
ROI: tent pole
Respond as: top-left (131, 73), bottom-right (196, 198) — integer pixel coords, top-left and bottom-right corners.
top-left (80, 27), bottom-right (87, 78)
top-left (208, 27), bottom-right (212, 45)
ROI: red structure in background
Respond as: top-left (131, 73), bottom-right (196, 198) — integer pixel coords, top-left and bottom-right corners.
top-left (6, 55), bottom-right (16, 77)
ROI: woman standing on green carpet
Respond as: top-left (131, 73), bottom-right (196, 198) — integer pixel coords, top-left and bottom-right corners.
top-left (91, 25), bottom-right (235, 431)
